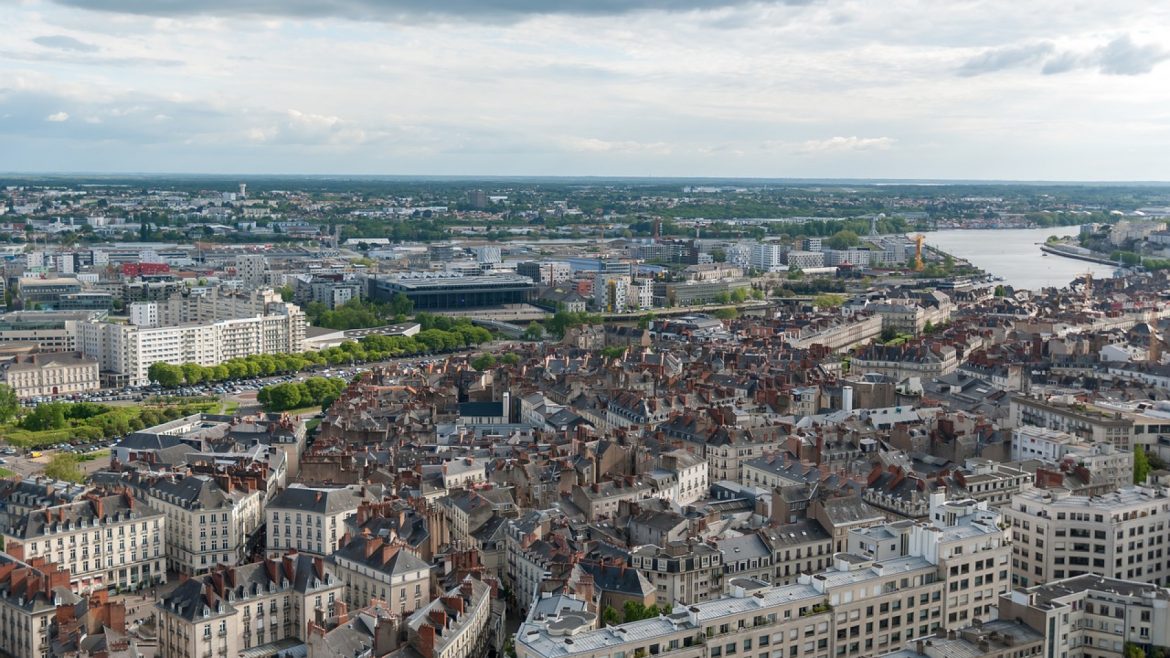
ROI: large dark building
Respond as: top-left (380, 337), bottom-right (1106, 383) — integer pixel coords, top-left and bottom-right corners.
top-left (367, 273), bottom-right (533, 310)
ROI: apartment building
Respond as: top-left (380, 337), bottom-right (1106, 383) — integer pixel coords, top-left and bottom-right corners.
top-left (848, 494), bottom-right (1011, 630)
top-left (4, 493), bottom-right (165, 593)
top-left (749, 243), bottom-right (786, 272)
top-left (999, 575), bottom-right (1170, 658)
top-left (329, 534), bottom-right (432, 614)
top-left (1009, 395), bottom-right (1134, 449)
top-left (0, 310), bottom-right (104, 352)
top-left (141, 475), bottom-right (264, 576)
top-left (958, 459), bottom-right (1035, 507)
top-left (517, 580), bottom-right (835, 658)
top-left (80, 288), bottom-right (306, 385)
top-left (630, 541), bottom-right (723, 607)
top-left (158, 553), bottom-right (344, 658)
top-left (266, 485), bottom-right (369, 557)
top-left (1011, 426), bottom-right (1133, 494)
top-left (656, 449), bottom-right (710, 506)
top-left (0, 553), bottom-right (78, 658)
top-left (1004, 485), bottom-right (1170, 587)
top-left (407, 576), bottom-right (494, 658)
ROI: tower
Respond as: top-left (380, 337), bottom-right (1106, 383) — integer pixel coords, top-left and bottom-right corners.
top-left (238, 182), bottom-right (247, 199)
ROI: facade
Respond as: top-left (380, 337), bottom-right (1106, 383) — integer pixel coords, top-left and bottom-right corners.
top-left (0, 351), bottom-right (99, 398)
top-left (1004, 485), bottom-right (1170, 587)
top-left (367, 273), bottom-right (533, 310)
top-left (266, 485), bottom-right (368, 557)
top-left (0, 310), bottom-right (103, 352)
top-left (81, 305), bottom-right (306, 386)
top-left (234, 253), bottom-right (269, 287)
top-left (656, 449), bottom-right (710, 506)
top-left (4, 493), bottom-right (166, 593)
top-left (141, 475), bottom-right (264, 576)
top-left (787, 250), bottom-right (827, 270)
top-left (1008, 395), bottom-right (1135, 449)
top-left (158, 553), bottom-right (344, 658)
top-left (329, 534), bottom-right (432, 613)
top-left (748, 243), bottom-right (785, 272)
top-left (999, 575), bottom-right (1170, 658)
top-left (630, 541), bottom-right (723, 607)
top-left (0, 553), bottom-right (78, 658)
top-left (407, 576), bottom-right (494, 658)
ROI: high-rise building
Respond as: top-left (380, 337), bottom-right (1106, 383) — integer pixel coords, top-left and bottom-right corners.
top-left (749, 243), bottom-right (786, 272)
top-left (235, 254), bottom-right (269, 287)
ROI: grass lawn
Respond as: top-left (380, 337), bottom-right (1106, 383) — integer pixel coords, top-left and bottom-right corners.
top-left (0, 468), bottom-right (14, 478)
top-left (77, 449), bottom-right (111, 462)
top-left (305, 418), bottom-right (321, 433)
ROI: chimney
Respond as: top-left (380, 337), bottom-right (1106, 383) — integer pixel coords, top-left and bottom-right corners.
top-left (428, 609), bottom-right (448, 633)
top-left (418, 624), bottom-right (436, 658)
top-left (334, 600), bottom-right (349, 625)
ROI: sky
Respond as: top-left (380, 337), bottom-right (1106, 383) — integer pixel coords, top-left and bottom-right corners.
top-left (2, 0), bottom-right (1170, 180)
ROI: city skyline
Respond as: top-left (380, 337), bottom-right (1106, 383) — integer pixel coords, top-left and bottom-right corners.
top-left (3, 0), bottom-right (1170, 180)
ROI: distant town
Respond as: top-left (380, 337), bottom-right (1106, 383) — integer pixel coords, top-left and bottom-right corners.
top-left (0, 177), bottom-right (1169, 658)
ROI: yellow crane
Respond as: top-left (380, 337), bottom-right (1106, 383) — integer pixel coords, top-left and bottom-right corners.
top-left (911, 234), bottom-right (926, 272)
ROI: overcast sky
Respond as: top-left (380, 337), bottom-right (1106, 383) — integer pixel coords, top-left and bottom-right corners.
top-left (2, 0), bottom-right (1169, 180)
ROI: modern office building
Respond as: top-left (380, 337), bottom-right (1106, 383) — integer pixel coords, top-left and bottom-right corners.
top-left (367, 273), bottom-right (533, 310)
top-left (0, 310), bottom-right (105, 352)
top-left (749, 243), bottom-right (786, 272)
top-left (516, 261), bottom-right (571, 285)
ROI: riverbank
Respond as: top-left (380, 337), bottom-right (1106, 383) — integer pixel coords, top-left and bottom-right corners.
top-left (1039, 243), bottom-right (1118, 266)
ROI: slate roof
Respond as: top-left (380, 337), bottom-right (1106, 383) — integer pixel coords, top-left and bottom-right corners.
top-left (269, 486), bottom-right (366, 516)
top-left (160, 553), bottom-right (338, 622)
top-left (330, 536), bottom-right (431, 577)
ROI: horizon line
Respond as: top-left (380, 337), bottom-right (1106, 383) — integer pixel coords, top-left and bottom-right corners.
top-left (1, 171), bottom-right (1170, 186)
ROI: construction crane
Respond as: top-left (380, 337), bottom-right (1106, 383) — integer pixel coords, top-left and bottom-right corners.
top-left (911, 234), bottom-right (926, 272)
top-left (1082, 269), bottom-right (1093, 302)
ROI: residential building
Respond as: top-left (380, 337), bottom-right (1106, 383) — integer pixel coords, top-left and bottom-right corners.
top-left (140, 475), bottom-right (264, 576)
top-left (516, 579), bottom-right (835, 658)
top-left (786, 250), bottom-right (826, 270)
top-left (748, 243), bottom-right (785, 272)
top-left (1004, 485), bottom-right (1170, 587)
top-left (266, 485), bottom-right (369, 557)
top-left (655, 449), bottom-right (709, 506)
top-left (234, 253), bottom-right (269, 287)
top-left (571, 480), bottom-right (654, 521)
top-left (957, 459), bottom-right (1034, 507)
top-left (0, 351), bottom-right (99, 398)
top-left (329, 534), bottom-right (432, 614)
top-left (157, 552), bottom-right (344, 658)
top-left (999, 575), bottom-right (1170, 658)
top-left (629, 541), bottom-right (723, 607)
top-left (4, 492), bottom-right (165, 593)
top-left (517, 261), bottom-right (571, 285)
top-left (0, 310), bottom-right (104, 352)
top-left (1008, 395), bottom-right (1135, 449)
top-left (0, 553), bottom-right (78, 658)
top-left (406, 575), bottom-right (495, 658)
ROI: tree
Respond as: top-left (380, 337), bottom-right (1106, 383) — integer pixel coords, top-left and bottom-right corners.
top-left (826, 230), bottom-right (861, 250)
top-left (622, 601), bottom-right (660, 622)
top-left (148, 363), bottom-right (184, 387)
top-left (0, 384), bottom-right (18, 423)
top-left (923, 320), bottom-right (935, 335)
top-left (44, 454), bottom-right (84, 483)
top-left (470, 354), bottom-right (496, 371)
top-left (713, 308), bottom-right (738, 320)
top-left (993, 284), bottom-right (1007, 297)
top-left (813, 293), bottom-right (846, 309)
top-left (389, 293), bottom-right (414, 317)
top-left (1135, 446), bottom-right (1151, 484)
top-left (500, 352), bottom-right (521, 366)
top-left (709, 248), bottom-right (727, 263)
top-left (731, 287), bottom-right (748, 303)
top-left (277, 285), bottom-right (295, 302)
top-left (602, 606), bottom-right (620, 627)
top-left (637, 313), bottom-right (656, 330)
top-left (523, 321), bottom-right (544, 341)
top-left (601, 346), bottom-right (626, 359)
top-left (22, 403), bottom-right (67, 431)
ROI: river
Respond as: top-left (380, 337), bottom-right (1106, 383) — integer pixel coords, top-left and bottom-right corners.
top-left (920, 227), bottom-right (1116, 291)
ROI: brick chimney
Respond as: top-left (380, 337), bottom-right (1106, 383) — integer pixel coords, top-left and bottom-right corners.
top-left (334, 600), bottom-right (349, 625)
top-left (442, 595), bottom-right (464, 616)
top-left (417, 623), bottom-right (436, 658)
top-left (428, 610), bottom-right (447, 633)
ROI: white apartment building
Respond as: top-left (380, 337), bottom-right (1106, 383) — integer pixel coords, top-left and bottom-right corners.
top-left (848, 494), bottom-right (1011, 629)
top-left (786, 250), bottom-right (826, 270)
top-left (630, 541), bottom-right (723, 608)
top-left (82, 292), bottom-right (306, 385)
top-left (749, 243), bottom-right (786, 272)
top-left (1005, 485), bottom-right (1170, 587)
top-left (141, 475), bottom-right (264, 576)
top-left (266, 485), bottom-right (368, 557)
top-left (158, 553), bottom-right (344, 658)
top-left (4, 493), bottom-right (166, 593)
top-left (1000, 575), bottom-right (1170, 658)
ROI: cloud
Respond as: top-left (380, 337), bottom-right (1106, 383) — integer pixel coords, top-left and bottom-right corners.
top-left (559, 137), bottom-right (673, 155)
top-left (45, 112), bottom-right (70, 122)
top-left (1043, 36), bottom-right (1170, 76)
top-left (956, 42), bottom-right (1053, 77)
top-left (796, 136), bottom-right (894, 154)
top-left (33, 35), bottom-right (99, 53)
top-left (47, 0), bottom-right (814, 22)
